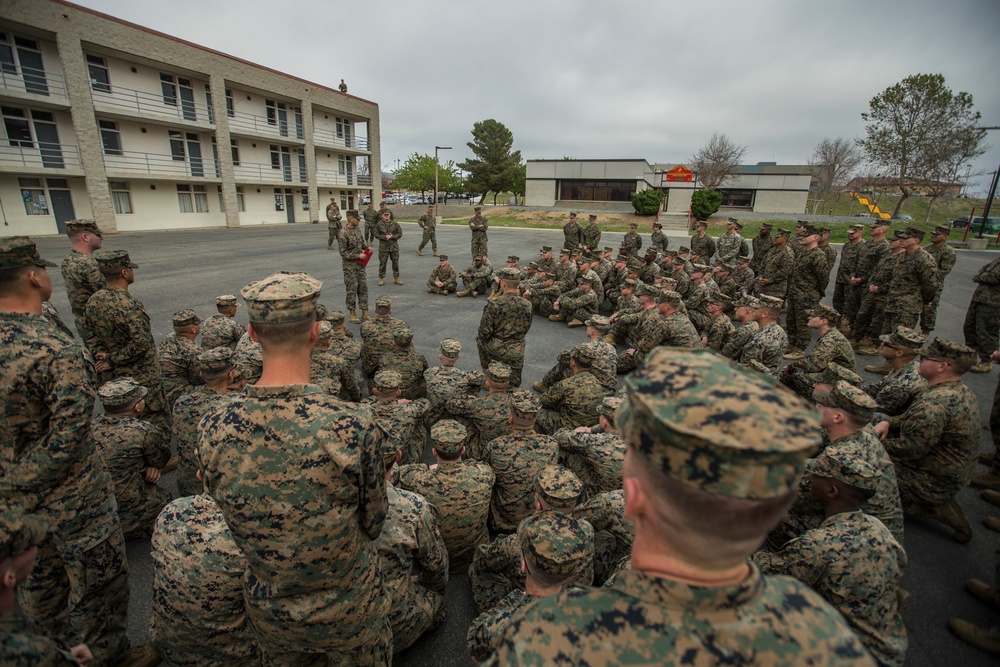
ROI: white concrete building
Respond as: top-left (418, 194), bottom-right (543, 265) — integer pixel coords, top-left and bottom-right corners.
top-left (0, 0), bottom-right (379, 235)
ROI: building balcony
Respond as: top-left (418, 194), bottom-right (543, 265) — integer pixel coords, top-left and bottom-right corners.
top-left (102, 150), bottom-right (219, 180)
top-left (0, 65), bottom-right (69, 105)
top-left (0, 142), bottom-right (82, 173)
top-left (233, 161), bottom-right (307, 185)
top-left (228, 110), bottom-right (304, 142)
top-left (316, 169), bottom-right (371, 188)
top-left (91, 84), bottom-right (214, 128)
top-left (313, 127), bottom-right (369, 152)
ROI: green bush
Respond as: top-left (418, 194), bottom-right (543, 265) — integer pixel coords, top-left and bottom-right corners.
top-left (691, 189), bottom-right (722, 221)
top-left (631, 189), bottom-right (664, 215)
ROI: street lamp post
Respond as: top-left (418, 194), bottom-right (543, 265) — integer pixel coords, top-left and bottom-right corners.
top-left (434, 146), bottom-right (451, 217)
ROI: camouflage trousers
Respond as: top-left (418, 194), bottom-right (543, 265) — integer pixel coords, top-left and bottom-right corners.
top-left (528, 295), bottom-right (556, 317)
top-left (895, 462), bottom-right (954, 510)
top-left (784, 295), bottom-right (817, 350)
top-left (428, 283), bottom-right (455, 295)
top-left (542, 357), bottom-right (572, 388)
top-left (853, 294), bottom-right (887, 342)
top-left (593, 529), bottom-right (628, 586)
top-left (472, 237), bottom-right (488, 258)
top-left (616, 348), bottom-right (645, 375)
top-left (327, 224), bottom-right (341, 248)
top-left (176, 457), bottom-right (202, 498)
top-left (607, 318), bottom-right (637, 343)
top-left (20, 520), bottom-right (130, 666)
top-left (920, 285), bottom-right (946, 334)
top-left (688, 310), bottom-right (712, 336)
top-left (563, 305), bottom-right (598, 324)
top-left (418, 227), bottom-right (437, 252)
top-left (386, 584), bottom-right (443, 655)
top-left (468, 543), bottom-right (521, 614)
top-left (71, 310), bottom-right (94, 347)
top-left (882, 310), bottom-right (919, 336)
top-left (117, 481), bottom-right (172, 537)
top-left (462, 275), bottom-right (491, 294)
top-left (535, 409), bottom-right (563, 436)
top-left (963, 300), bottom-right (1000, 361)
top-left (377, 248), bottom-right (400, 278)
top-left (476, 337), bottom-right (525, 388)
top-left (844, 284), bottom-right (867, 327)
top-left (342, 263), bottom-right (369, 311)
top-left (832, 282), bottom-right (850, 321)
top-left (364, 222), bottom-right (376, 245)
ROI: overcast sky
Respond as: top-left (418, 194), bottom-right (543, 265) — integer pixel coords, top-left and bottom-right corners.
top-left (75, 0), bottom-right (1000, 193)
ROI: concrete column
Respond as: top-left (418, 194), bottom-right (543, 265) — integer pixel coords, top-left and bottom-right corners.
top-left (301, 99), bottom-right (319, 222)
top-left (208, 74), bottom-right (240, 228)
top-left (367, 114), bottom-right (382, 197)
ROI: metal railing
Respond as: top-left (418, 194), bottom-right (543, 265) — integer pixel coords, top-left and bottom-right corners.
top-left (233, 161), bottom-right (306, 184)
top-left (228, 110), bottom-right (304, 140)
top-left (316, 169), bottom-right (372, 187)
top-left (91, 84), bottom-right (213, 124)
top-left (312, 126), bottom-right (369, 151)
top-left (0, 142), bottom-right (81, 169)
top-left (0, 65), bottom-right (67, 98)
top-left (102, 150), bottom-right (218, 178)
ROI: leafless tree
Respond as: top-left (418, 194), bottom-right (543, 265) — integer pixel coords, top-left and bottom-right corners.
top-left (809, 138), bottom-right (862, 214)
top-left (689, 133), bottom-right (747, 190)
top-left (916, 128), bottom-right (989, 221)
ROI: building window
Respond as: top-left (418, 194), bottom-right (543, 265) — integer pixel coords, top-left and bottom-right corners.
top-left (169, 130), bottom-right (185, 162)
top-left (193, 184), bottom-right (208, 212)
top-left (557, 180), bottom-right (637, 202)
top-left (18, 177), bottom-right (48, 215)
top-left (265, 99), bottom-right (276, 126)
top-left (86, 54), bottom-right (110, 93)
top-left (298, 151), bottom-right (306, 183)
top-left (719, 189), bottom-right (754, 207)
top-left (294, 106), bottom-right (303, 140)
top-left (160, 73), bottom-right (177, 106)
top-left (236, 186), bottom-right (245, 212)
top-left (230, 138), bottom-right (240, 166)
top-left (274, 188), bottom-right (284, 211)
top-left (99, 120), bottom-right (122, 155)
top-left (110, 180), bottom-right (132, 214)
top-left (301, 193), bottom-right (309, 210)
top-left (177, 183), bottom-right (193, 212)
top-left (205, 84), bottom-right (214, 124)
top-left (225, 88), bottom-right (234, 117)
top-left (177, 184), bottom-right (208, 212)
top-left (2, 106), bottom-right (32, 147)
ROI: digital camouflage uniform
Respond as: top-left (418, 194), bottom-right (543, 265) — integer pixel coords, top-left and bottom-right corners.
top-left (483, 428), bottom-right (560, 533)
top-left (84, 286), bottom-right (171, 432)
top-left (620, 229), bottom-right (642, 256)
top-left (375, 216), bottom-right (403, 280)
top-left (360, 314), bottom-right (407, 377)
top-left (849, 236), bottom-right (891, 330)
top-left (417, 211), bottom-right (437, 253)
top-left (311, 347), bottom-right (362, 402)
top-left (91, 413), bottom-right (171, 536)
top-left (60, 248), bottom-right (104, 342)
top-left (340, 223), bottom-right (370, 312)
top-left (785, 246), bottom-right (829, 350)
top-left (445, 390), bottom-right (513, 460)
top-left (468, 589), bottom-right (545, 663)
top-left (563, 219), bottom-right (583, 252)
top-left (376, 484), bottom-right (448, 654)
top-left (834, 238), bottom-right (864, 318)
top-left (864, 359), bottom-right (927, 417)
top-left (705, 312), bottom-right (735, 352)
top-left (757, 242), bottom-right (794, 298)
top-left (731, 265), bottom-right (755, 296)
top-left (637, 259), bottom-right (660, 286)
top-left (660, 310), bottom-right (702, 348)
top-left (921, 241), bottom-right (956, 333)
top-left (461, 259), bottom-right (493, 294)
top-left (650, 229), bottom-right (669, 254)
top-left (427, 262), bottom-right (457, 294)
top-left (754, 510), bottom-right (907, 667)
top-left (172, 387), bottom-right (235, 497)
top-left (854, 251), bottom-right (900, 345)
top-left (715, 230), bottom-right (743, 265)
top-left (572, 490), bottom-right (633, 585)
top-left (782, 326), bottom-right (856, 399)
top-left (556, 285), bottom-right (598, 322)
top-left (883, 247), bottom-right (938, 334)
top-left (554, 259), bottom-right (579, 293)
top-left (689, 233), bottom-right (715, 263)
top-left (476, 293), bottom-right (533, 388)
top-left (525, 280), bottom-right (561, 317)
top-left (721, 320), bottom-right (759, 360)
top-left (150, 494), bottom-right (260, 667)
top-left (820, 243), bottom-right (837, 284)
top-left (0, 609), bottom-right (85, 667)
top-left (0, 309), bottom-right (128, 665)
top-left (469, 212), bottom-right (489, 257)
top-left (537, 371), bottom-right (606, 434)
top-left (424, 364), bottom-right (482, 422)
top-left (615, 307), bottom-right (663, 374)
top-left (607, 293), bottom-right (644, 341)
top-left (739, 322), bottom-right (788, 374)
top-left (378, 347), bottom-right (429, 399)
top-left (326, 203), bottom-right (342, 249)
top-left (364, 395), bottom-right (431, 466)
top-left (963, 256), bottom-right (1000, 362)
top-left (749, 232), bottom-right (773, 276)
top-left (555, 428), bottom-right (625, 497)
top-left (581, 224), bottom-right (602, 254)
top-left (231, 331), bottom-right (263, 384)
top-left (362, 206), bottom-right (379, 244)
top-left (542, 340), bottom-right (617, 394)
top-left (158, 332), bottom-right (204, 408)
top-left (200, 314), bottom-right (244, 351)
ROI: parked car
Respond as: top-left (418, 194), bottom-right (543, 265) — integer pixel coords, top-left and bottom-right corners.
top-left (969, 216), bottom-right (1000, 234)
top-left (891, 214), bottom-right (913, 221)
top-left (951, 217), bottom-right (971, 228)
top-left (854, 212), bottom-right (872, 218)
top-left (360, 195), bottom-right (371, 205)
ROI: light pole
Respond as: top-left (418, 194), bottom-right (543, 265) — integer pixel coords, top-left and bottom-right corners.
top-left (975, 126), bottom-right (1000, 238)
top-left (434, 146), bottom-right (451, 217)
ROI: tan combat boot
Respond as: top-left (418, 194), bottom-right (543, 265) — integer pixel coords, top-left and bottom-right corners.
top-left (856, 338), bottom-right (880, 356)
top-left (119, 643), bottom-right (161, 667)
top-left (532, 381), bottom-right (549, 393)
top-left (361, 310), bottom-right (371, 321)
top-left (349, 309), bottom-right (361, 324)
top-left (604, 333), bottom-right (623, 345)
top-left (922, 498), bottom-right (972, 544)
top-left (948, 619), bottom-right (1000, 655)
top-left (548, 313), bottom-right (567, 322)
top-left (567, 318), bottom-right (585, 328)
top-left (394, 277), bottom-right (404, 285)
top-left (415, 248), bottom-right (423, 256)
top-left (378, 277), bottom-right (385, 286)
top-left (971, 355), bottom-right (993, 373)
top-left (456, 288), bottom-right (472, 297)
top-left (161, 455), bottom-right (179, 473)
top-left (864, 362), bottom-right (892, 375)
top-left (432, 251), bottom-right (439, 257)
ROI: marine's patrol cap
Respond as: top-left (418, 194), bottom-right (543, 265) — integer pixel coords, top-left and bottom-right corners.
top-left (588, 214), bottom-right (597, 221)
top-left (914, 337), bottom-right (978, 365)
top-left (216, 294), bottom-right (239, 307)
top-left (314, 304), bottom-right (327, 322)
top-left (891, 230), bottom-right (906, 241)
top-left (707, 290), bottom-right (732, 304)
top-left (904, 226), bottom-right (926, 240)
top-left (629, 223), bottom-right (638, 229)
top-left (657, 290), bottom-right (683, 306)
top-left (317, 321), bottom-right (333, 341)
top-left (97, 377), bottom-right (148, 409)
top-left (95, 250), bottom-right (138, 271)
top-left (714, 262), bottom-right (734, 273)
top-left (474, 206), bottom-right (482, 212)
top-left (540, 246), bottom-right (553, 253)
top-left (326, 310), bottom-right (346, 326)
top-left (618, 347), bottom-right (822, 499)
top-left (848, 224), bottom-right (865, 233)
top-left (486, 361), bottom-right (512, 383)
top-left (559, 248), bottom-right (571, 256)
top-left (809, 445), bottom-right (880, 492)
top-left (569, 212), bottom-right (578, 218)
top-left (431, 419), bottom-right (467, 455)
top-left (872, 218), bottom-right (891, 228)
top-left (584, 315), bottom-right (611, 331)
top-left (474, 254), bottom-right (485, 261)
top-left (678, 246), bottom-right (691, 254)
top-left (375, 295), bottom-right (392, 309)
top-left (643, 249), bottom-right (657, 260)
top-left (517, 511), bottom-right (592, 578)
top-left (734, 221), bottom-right (745, 230)
top-left (440, 338), bottom-right (461, 359)
top-left (438, 254), bottom-right (449, 262)
top-left (813, 381), bottom-right (878, 421)
top-left (652, 222), bottom-right (662, 229)
top-left (577, 275), bottom-right (594, 286)
top-left (597, 396), bottom-right (623, 420)
top-left (392, 326), bottom-right (413, 345)
top-left (727, 217), bottom-right (738, 224)
top-left (691, 263), bottom-right (711, 273)
top-left (737, 254), bottom-right (750, 264)
top-left (758, 295), bottom-right (784, 309)
top-left (621, 278), bottom-right (638, 290)
top-left (809, 304), bottom-right (839, 323)
top-left (694, 221), bottom-right (707, 229)
top-left (805, 362), bottom-right (863, 388)
top-left (636, 283), bottom-right (659, 299)
top-left (760, 223), bottom-right (773, 231)
top-left (346, 209), bottom-right (360, 219)
top-left (603, 247), bottom-right (613, 254)
top-left (0, 504), bottom-right (48, 560)
top-left (0, 236), bottom-right (55, 270)
top-left (533, 465), bottom-right (583, 511)
top-left (373, 370), bottom-right (401, 391)
top-left (932, 225), bottom-right (951, 236)
top-left (498, 267), bottom-right (521, 282)
top-left (197, 347), bottom-right (233, 373)
top-left (241, 271), bottom-right (321, 324)
top-left (879, 326), bottom-right (925, 351)
top-left (510, 388), bottom-right (541, 421)
top-left (171, 309), bottom-right (201, 327)
top-left (507, 255), bottom-right (520, 263)
top-left (774, 228), bottom-right (791, 238)
top-left (65, 219), bottom-right (102, 235)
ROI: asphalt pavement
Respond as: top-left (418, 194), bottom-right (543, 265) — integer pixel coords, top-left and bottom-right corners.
top-left (30, 221), bottom-right (1000, 667)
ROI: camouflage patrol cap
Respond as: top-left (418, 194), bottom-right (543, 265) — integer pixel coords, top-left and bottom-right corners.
top-left (314, 304), bottom-right (327, 322)
top-left (65, 219), bottom-right (102, 234)
top-left (559, 248), bottom-right (571, 256)
top-left (643, 248), bottom-right (657, 259)
top-left (774, 228), bottom-right (791, 238)
top-left (486, 361), bottom-right (512, 383)
top-left (474, 206), bottom-right (482, 212)
top-left (796, 219), bottom-right (808, 227)
top-left (932, 225), bottom-right (951, 236)
top-left (603, 247), bottom-right (613, 254)
top-left (678, 246), bottom-right (690, 254)
top-left (636, 283), bottom-right (659, 299)
top-left (671, 257), bottom-right (687, 267)
top-left (326, 310), bottom-right (346, 326)
top-left (438, 255), bottom-right (449, 261)
top-left (374, 370), bottom-right (401, 391)
top-left (517, 511), bottom-right (592, 579)
top-left (540, 246), bottom-right (553, 253)
top-left (813, 381), bottom-right (878, 421)
top-left (171, 308), bottom-right (201, 327)
top-left (584, 315), bottom-right (611, 331)
top-left (577, 275), bottom-right (593, 285)
top-left (760, 223), bottom-right (773, 231)
top-left (802, 224), bottom-right (822, 236)
top-left (809, 304), bottom-right (839, 323)
top-left (694, 221), bottom-right (707, 229)
top-left (714, 262), bottom-right (734, 273)
top-left (510, 388), bottom-right (541, 420)
top-left (737, 255), bottom-right (750, 264)
top-left (527, 261), bottom-right (539, 270)
top-left (657, 290), bottom-right (683, 306)
top-left (727, 217), bottom-right (738, 224)
top-left (663, 248), bottom-right (678, 257)
top-left (507, 255), bottom-right (519, 263)
top-left (809, 445), bottom-right (880, 492)
top-left (571, 345), bottom-right (597, 363)
top-left (375, 295), bottom-right (392, 309)
top-left (242, 271), bottom-right (321, 324)
top-left (0, 504), bottom-right (48, 560)
top-left (805, 362), bottom-right (863, 388)
top-left (439, 338), bottom-right (461, 359)
top-left (891, 230), bottom-right (906, 240)
top-left (621, 278), bottom-right (638, 290)
top-left (630, 223), bottom-right (638, 229)
top-left (652, 222), bottom-right (662, 229)
top-left (734, 221), bottom-right (745, 230)
top-left (474, 254), bottom-right (485, 261)
top-left (569, 211), bottom-right (578, 218)
top-left (914, 337), bottom-right (978, 365)
top-left (905, 226), bottom-right (926, 240)
top-left (745, 359), bottom-right (774, 377)
top-left (498, 267), bottom-right (521, 281)
top-left (872, 218), bottom-right (891, 228)
top-left (660, 277), bottom-right (678, 288)
top-left (346, 209), bottom-right (359, 219)
top-left (533, 465), bottom-right (583, 511)
top-left (757, 295), bottom-right (783, 309)
top-left (618, 347), bottom-right (822, 499)
top-left (317, 321), bottom-right (334, 342)
top-left (0, 236), bottom-right (56, 270)
top-left (597, 396), bottom-right (623, 420)
top-left (95, 250), bottom-right (137, 270)
top-left (848, 224), bottom-right (865, 233)
top-left (879, 326), bottom-right (925, 350)
top-left (466, 369), bottom-right (485, 387)
top-left (707, 290), bottom-right (732, 304)
top-left (430, 419), bottom-right (468, 455)
top-left (97, 377), bottom-right (148, 409)
top-left (197, 347), bottom-right (233, 373)
top-left (588, 214), bottom-right (597, 221)
top-left (734, 294), bottom-right (761, 309)
top-left (691, 263), bottom-right (711, 273)
top-left (392, 326), bottom-right (413, 345)
top-left (216, 294), bottom-right (239, 307)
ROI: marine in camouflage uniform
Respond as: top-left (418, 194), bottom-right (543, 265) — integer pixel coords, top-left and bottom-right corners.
top-left (738, 296), bottom-right (788, 374)
top-left (581, 216), bottom-right (601, 254)
top-left (731, 257), bottom-right (756, 296)
top-left (0, 237), bottom-right (130, 665)
top-left (377, 443), bottom-right (449, 654)
top-left (721, 313), bottom-right (759, 361)
top-left (963, 254), bottom-right (1000, 366)
top-left (785, 225), bottom-right (829, 352)
top-left (715, 219), bottom-right (743, 265)
top-left (522, 272), bottom-right (561, 317)
top-left (637, 251), bottom-right (661, 286)
top-left (658, 292), bottom-right (702, 349)
top-left (853, 235), bottom-right (904, 348)
top-left (150, 493), bottom-right (261, 667)
top-left (620, 223), bottom-right (643, 256)
top-left (553, 252), bottom-right (579, 293)
top-left (458, 255), bottom-right (493, 296)
top-left (572, 489), bottom-right (633, 586)
top-left (92, 378), bottom-right (172, 536)
top-left (375, 211), bottom-right (403, 282)
top-left (882, 227), bottom-right (938, 334)
top-left (325, 199), bottom-right (342, 250)
top-left (362, 203), bottom-right (379, 245)
top-left (551, 278), bottom-right (598, 326)
top-left (848, 222), bottom-right (891, 332)
top-left (360, 296), bottom-right (407, 378)
top-left (427, 255), bottom-right (457, 294)
top-left (423, 339), bottom-right (484, 422)
top-left (477, 268), bottom-right (533, 388)
top-left (482, 392), bottom-right (560, 533)
top-left (340, 212), bottom-right (371, 321)
top-left (921, 226), bottom-right (957, 334)
top-left (469, 466), bottom-right (594, 613)
top-left (540, 317), bottom-right (617, 394)
top-left (469, 207), bottom-right (489, 257)
top-left (311, 322), bottom-right (362, 402)
top-left (649, 222), bottom-right (668, 254)
top-left (363, 371), bottom-right (431, 465)
top-left (59, 219), bottom-right (105, 343)
top-left (605, 280), bottom-right (644, 343)
top-left (416, 206), bottom-right (437, 255)
top-left (84, 249), bottom-right (171, 433)
top-left (756, 228), bottom-right (794, 298)
top-left (467, 512), bottom-right (592, 662)
top-left (563, 213), bottom-right (583, 252)
top-left (200, 272), bottom-right (391, 664)
top-left (748, 223), bottom-right (773, 276)
top-left (231, 331), bottom-right (263, 384)
top-left (200, 294), bottom-right (245, 350)
top-left (445, 363), bottom-right (513, 460)
top-left (862, 327), bottom-right (928, 417)
top-left (615, 285), bottom-right (664, 374)
top-left (555, 397), bottom-right (625, 497)
top-left (158, 308), bottom-right (205, 409)
top-left (704, 294), bottom-right (735, 353)
top-left (377, 326), bottom-right (428, 399)
top-left (484, 347), bottom-right (874, 667)
top-left (395, 420), bottom-right (494, 574)
top-left (834, 225), bottom-right (865, 321)
top-left (537, 348), bottom-right (606, 434)
top-left (782, 305), bottom-right (856, 399)
top-left (688, 222), bottom-right (715, 264)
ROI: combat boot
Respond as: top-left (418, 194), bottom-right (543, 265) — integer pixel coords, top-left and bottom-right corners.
top-left (428, 287), bottom-right (434, 293)
top-left (532, 381), bottom-right (549, 393)
top-left (971, 468), bottom-right (1000, 491)
top-left (966, 578), bottom-right (1000, 608)
top-left (983, 490), bottom-right (1000, 507)
top-left (856, 338), bottom-right (880, 356)
top-left (378, 277), bottom-right (385, 286)
top-left (394, 277), bottom-right (404, 285)
top-left (349, 309), bottom-right (361, 324)
top-left (161, 455), bottom-right (179, 473)
top-left (979, 450), bottom-right (996, 466)
top-left (432, 251), bottom-right (439, 257)
top-left (549, 313), bottom-right (567, 322)
top-left (984, 516), bottom-right (1000, 534)
top-left (415, 248), bottom-right (423, 256)
top-left (948, 619), bottom-right (1000, 655)
top-left (782, 348), bottom-right (804, 361)
top-left (921, 498), bottom-right (972, 544)
top-left (361, 310), bottom-right (371, 321)
top-left (971, 356), bottom-right (993, 373)
top-left (470, 290), bottom-right (479, 297)
top-left (456, 288), bottom-right (472, 297)
top-left (119, 643), bottom-right (161, 667)
top-left (864, 362), bottom-right (892, 375)
top-left (567, 318), bottom-right (585, 328)
top-left (604, 333), bottom-right (623, 345)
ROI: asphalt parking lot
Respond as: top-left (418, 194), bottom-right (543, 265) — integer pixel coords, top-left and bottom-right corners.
top-left (31, 220), bottom-right (1000, 667)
